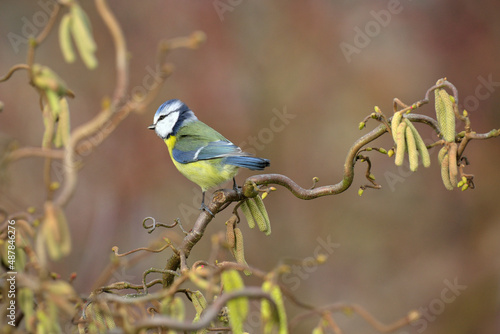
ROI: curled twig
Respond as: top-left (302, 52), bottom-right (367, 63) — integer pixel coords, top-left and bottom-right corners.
top-left (0, 64), bottom-right (30, 82)
top-left (357, 155), bottom-right (381, 190)
top-left (142, 268), bottom-right (180, 294)
top-left (35, 3), bottom-right (61, 45)
top-left (157, 31), bottom-right (206, 64)
top-left (100, 279), bottom-right (163, 293)
top-left (142, 216), bottom-right (185, 234)
top-left (111, 242), bottom-right (172, 257)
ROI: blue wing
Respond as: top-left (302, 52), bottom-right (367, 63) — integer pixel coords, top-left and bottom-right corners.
top-left (172, 140), bottom-right (244, 163)
top-left (172, 140), bottom-right (270, 171)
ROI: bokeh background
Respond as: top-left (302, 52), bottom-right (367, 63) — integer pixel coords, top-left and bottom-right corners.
top-left (1, 0), bottom-right (500, 333)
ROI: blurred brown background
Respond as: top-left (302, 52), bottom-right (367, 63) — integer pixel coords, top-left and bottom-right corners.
top-left (1, 0), bottom-right (500, 333)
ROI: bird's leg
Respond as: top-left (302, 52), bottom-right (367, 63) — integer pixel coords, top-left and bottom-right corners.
top-left (200, 191), bottom-right (215, 217)
top-left (232, 177), bottom-right (239, 192)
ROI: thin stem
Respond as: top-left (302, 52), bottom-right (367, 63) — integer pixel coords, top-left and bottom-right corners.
top-left (0, 64), bottom-right (30, 82)
top-left (35, 3), bottom-right (61, 45)
top-left (95, 0), bottom-right (128, 107)
top-left (290, 302), bottom-right (418, 333)
top-left (4, 147), bottom-right (64, 163)
top-left (55, 0), bottom-right (129, 207)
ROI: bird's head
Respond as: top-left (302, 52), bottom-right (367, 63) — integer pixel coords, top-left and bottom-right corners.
top-left (148, 99), bottom-right (198, 139)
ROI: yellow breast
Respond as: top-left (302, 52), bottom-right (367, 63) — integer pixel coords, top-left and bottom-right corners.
top-left (164, 136), bottom-right (239, 191)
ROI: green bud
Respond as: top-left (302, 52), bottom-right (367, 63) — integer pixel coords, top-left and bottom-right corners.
top-left (221, 270), bottom-right (248, 334)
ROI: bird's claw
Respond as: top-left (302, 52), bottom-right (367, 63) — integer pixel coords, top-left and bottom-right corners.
top-left (200, 203), bottom-right (215, 218)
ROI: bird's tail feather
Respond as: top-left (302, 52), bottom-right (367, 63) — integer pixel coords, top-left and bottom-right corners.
top-left (225, 156), bottom-right (270, 170)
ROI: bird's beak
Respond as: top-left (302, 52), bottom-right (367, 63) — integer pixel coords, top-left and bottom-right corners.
top-left (148, 124), bottom-right (155, 130)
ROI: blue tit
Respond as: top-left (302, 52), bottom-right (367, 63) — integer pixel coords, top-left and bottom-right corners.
top-left (149, 99), bottom-right (270, 215)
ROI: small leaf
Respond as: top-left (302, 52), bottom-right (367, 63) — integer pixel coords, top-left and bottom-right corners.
top-left (53, 98), bottom-right (70, 148)
top-left (404, 119), bottom-right (430, 168)
top-left (438, 146), bottom-right (448, 165)
top-left (405, 125), bottom-right (419, 172)
top-left (32, 64), bottom-right (69, 96)
top-left (312, 325), bottom-right (325, 334)
top-left (434, 81), bottom-right (455, 143)
top-left (233, 227), bottom-right (251, 275)
top-left (19, 288), bottom-right (35, 331)
top-left (192, 290), bottom-right (209, 334)
top-left (448, 143), bottom-right (458, 187)
top-left (191, 291), bottom-right (207, 319)
top-left (41, 201), bottom-right (72, 260)
top-left (239, 200), bottom-right (255, 229)
top-left (261, 280), bottom-right (288, 334)
top-left (59, 13), bottom-right (76, 63)
top-left (70, 4), bottom-right (98, 69)
top-left (247, 198), bottom-right (269, 235)
top-left (440, 151), bottom-right (454, 190)
top-left (225, 216), bottom-right (236, 249)
top-left (253, 196), bottom-right (271, 235)
top-left (391, 111), bottom-right (403, 142)
top-left (86, 301), bottom-right (116, 331)
top-left (161, 296), bottom-right (185, 321)
top-left (221, 270), bottom-right (248, 334)
top-left (46, 89), bottom-right (61, 117)
top-left (394, 121), bottom-right (407, 166)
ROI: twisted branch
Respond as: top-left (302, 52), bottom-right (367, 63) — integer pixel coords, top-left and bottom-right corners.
top-left (133, 287), bottom-right (276, 332)
top-left (161, 114), bottom-right (442, 285)
top-left (161, 110), bottom-right (499, 287)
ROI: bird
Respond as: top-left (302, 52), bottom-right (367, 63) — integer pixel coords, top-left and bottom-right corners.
top-left (149, 99), bottom-right (270, 216)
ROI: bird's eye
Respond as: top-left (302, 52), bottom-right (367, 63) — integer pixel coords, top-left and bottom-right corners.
top-left (158, 115), bottom-right (166, 121)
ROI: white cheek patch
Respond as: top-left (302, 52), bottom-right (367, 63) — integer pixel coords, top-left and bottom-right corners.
top-left (155, 111), bottom-right (179, 138)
